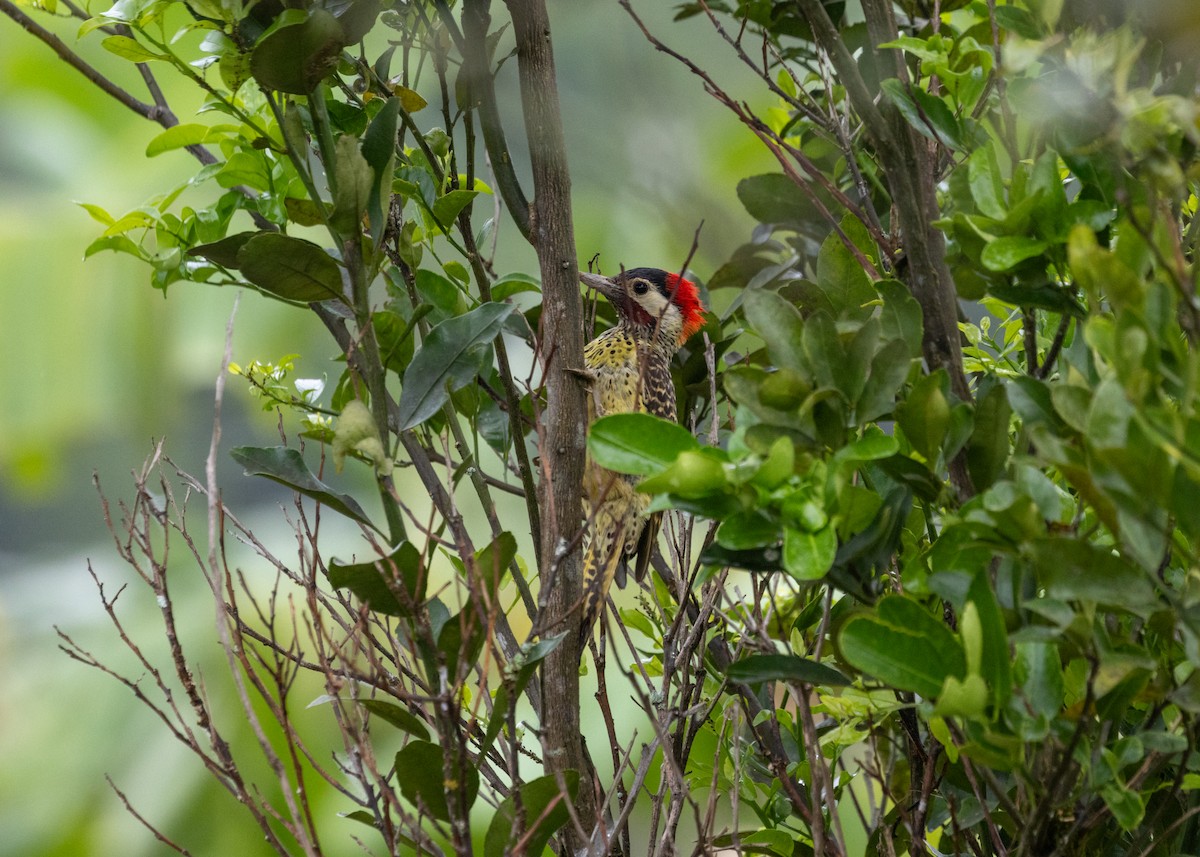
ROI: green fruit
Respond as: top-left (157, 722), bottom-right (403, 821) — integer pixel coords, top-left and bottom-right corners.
top-left (759, 367), bottom-right (810, 410)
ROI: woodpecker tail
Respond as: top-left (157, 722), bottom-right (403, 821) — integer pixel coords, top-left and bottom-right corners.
top-left (579, 511), bottom-right (627, 648)
top-left (580, 472), bottom-right (656, 648)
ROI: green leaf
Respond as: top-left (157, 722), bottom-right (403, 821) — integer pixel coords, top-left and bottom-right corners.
top-left (230, 446), bottom-right (379, 531)
top-left (145, 123), bottom-right (223, 157)
top-left (743, 288), bottom-right (808, 374)
top-left (1029, 538), bottom-right (1157, 613)
top-left (474, 531), bottom-right (516, 596)
top-left (933, 673), bottom-right (988, 718)
top-left (250, 8), bottom-right (345, 94)
top-left (816, 225), bottom-right (876, 316)
top-left (980, 236), bottom-right (1049, 271)
top-left (219, 51), bottom-right (253, 94)
top-left (431, 189), bottom-right (478, 230)
top-left (396, 302), bottom-right (515, 430)
top-left (1100, 782), bottom-right (1145, 832)
top-left (327, 542), bottom-right (424, 615)
top-left (967, 145), bottom-right (1007, 220)
top-left (394, 740), bottom-right (479, 822)
top-left (839, 595), bottom-right (965, 698)
top-left (782, 525), bottom-right (836, 581)
top-left (967, 567), bottom-right (1011, 711)
top-left (362, 97), bottom-right (400, 243)
top-left (236, 233), bottom-right (345, 302)
top-left (717, 510), bottom-right (780, 550)
top-left (436, 608), bottom-right (487, 682)
top-left (360, 699), bottom-right (430, 741)
top-left (896, 370), bottom-right (950, 462)
top-left (881, 78), bottom-right (963, 150)
top-left (726, 653), bottom-right (850, 687)
top-left (637, 448), bottom-right (730, 499)
top-left (483, 772), bottom-right (578, 857)
top-left (967, 381), bottom-right (1012, 490)
top-left (491, 272), bottom-right (541, 301)
top-left (84, 235), bottom-right (143, 259)
top-left (101, 35), bottom-right (165, 62)
top-left (877, 279), bottom-right (923, 358)
top-left (1015, 641), bottom-right (1064, 719)
top-left (330, 133), bottom-right (373, 234)
top-left (857, 339), bottom-right (913, 423)
top-left (587, 413), bottom-right (700, 476)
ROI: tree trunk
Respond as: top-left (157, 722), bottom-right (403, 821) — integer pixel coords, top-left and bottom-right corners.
top-left (503, 0), bottom-right (599, 842)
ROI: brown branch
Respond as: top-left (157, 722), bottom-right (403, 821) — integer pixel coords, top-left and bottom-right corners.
top-left (461, 0), bottom-right (533, 240)
top-left (106, 776), bottom-right (196, 856)
top-left (499, 0), bottom-right (595, 842)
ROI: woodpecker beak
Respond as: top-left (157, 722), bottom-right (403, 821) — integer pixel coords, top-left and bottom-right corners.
top-left (580, 271), bottom-right (620, 302)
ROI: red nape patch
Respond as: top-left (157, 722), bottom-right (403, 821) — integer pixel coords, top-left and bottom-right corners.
top-left (665, 273), bottom-right (706, 343)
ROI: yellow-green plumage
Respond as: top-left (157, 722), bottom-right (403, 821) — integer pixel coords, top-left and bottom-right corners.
top-left (578, 268), bottom-right (704, 645)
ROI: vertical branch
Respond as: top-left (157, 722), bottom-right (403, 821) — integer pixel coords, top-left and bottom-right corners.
top-left (793, 0), bottom-right (975, 498)
top-left (499, 0), bottom-right (597, 836)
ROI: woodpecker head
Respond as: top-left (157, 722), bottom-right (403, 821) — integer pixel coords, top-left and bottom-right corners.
top-left (580, 267), bottom-right (706, 347)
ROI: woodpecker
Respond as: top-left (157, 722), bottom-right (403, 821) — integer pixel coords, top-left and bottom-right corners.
top-left (577, 267), bottom-right (706, 645)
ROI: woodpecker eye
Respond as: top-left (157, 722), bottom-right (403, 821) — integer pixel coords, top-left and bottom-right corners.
top-left (632, 280), bottom-right (650, 295)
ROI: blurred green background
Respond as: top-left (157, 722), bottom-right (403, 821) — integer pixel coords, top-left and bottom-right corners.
top-left (0, 2), bottom-right (771, 853)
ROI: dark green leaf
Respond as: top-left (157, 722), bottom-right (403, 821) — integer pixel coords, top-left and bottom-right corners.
top-left (187, 231), bottom-right (257, 268)
top-left (327, 542), bottom-right (424, 615)
top-left (360, 699), bottom-right (430, 741)
top-left (737, 173), bottom-right (810, 225)
top-left (327, 0), bottom-right (380, 42)
top-left (396, 302), bottom-right (514, 430)
top-left (1007, 376), bottom-right (1062, 430)
top-left (483, 772), bottom-right (579, 857)
top-left (587, 413), bottom-right (700, 476)
top-left (698, 542), bottom-right (784, 573)
top-left (394, 740), bottom-right (479, 822)
top-left (250, 8), bottom-right (345, 94)
top-left (236, 233), bottom-right (345, 302)
top-left (993, 4), bottom-right (1043, 38)
top-left (474, 531), bottom-right (516, 596)
top-left (230, 446), bottom-right (379, 531)
top-left (727, 653), bottom-right (850, 687)
top-left (437, 608), bottom-right (487, 682)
